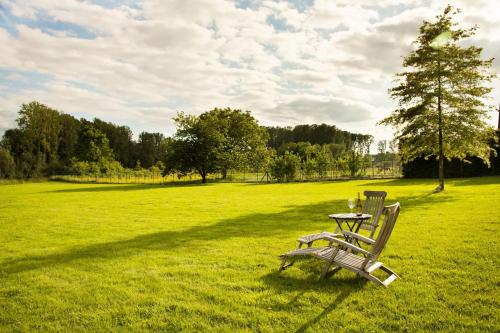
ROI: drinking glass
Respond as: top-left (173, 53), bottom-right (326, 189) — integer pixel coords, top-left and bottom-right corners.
top-left (347, 198), bottom-right (355, 213)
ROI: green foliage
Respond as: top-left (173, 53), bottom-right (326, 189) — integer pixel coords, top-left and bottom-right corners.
top-left (0, 148), bottom-right (16, 178)
top-left (316, 145), bottom-right (332, 178)
top-left (58, 113), bottom-right (81, 164)
top-left (70, 159), bottom-right (91, 176)
top-left (0, 101), bottom-right (175, 179)
top-left (266, 123), bottom-right (372, 149)
top-left (377, 140), bottom-right (388, 162)
top-left (77, 122), bottom-right (114, 162)
top-left (150, 161), bottom-right (165, 175)
top-left (92, 118), bottom-right (133, 167)
top-left (346, 150), bottom-right (362, 177)
top-left (70, 158), bottom-right (124, 176)
top-left (164, 112), bottom-right (221, 182)
top-left (165, 108), bottom-right (268, 183)
top-left (135, 132), bottom-right (170, 169)
top-left (2, 102), bottom-right (380, 182)
top-left (380, 5), bottom-right (497, 189)
top-left (15, 101), bottom-right (62, 176)
top-left (99, 159), bottom-right (125, 176)
top-left (2, 129), bottom-right (34, 177)
top-left (271, 151), bottom-right (301, 182)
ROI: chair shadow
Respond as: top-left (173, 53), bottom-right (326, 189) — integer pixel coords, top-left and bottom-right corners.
top-left (261, 271), bottom-right (367, 332)
top-left (293, 289), bottom-right (352, 333)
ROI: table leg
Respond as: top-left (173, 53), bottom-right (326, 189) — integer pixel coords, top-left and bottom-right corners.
top-left (335, 220), bottom-right (344, 234)
top-left (352, 220), bottom-right (367, 256)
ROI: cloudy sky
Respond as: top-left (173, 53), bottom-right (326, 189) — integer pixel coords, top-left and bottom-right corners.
top-left (0, 0), bottom-right (499, 145)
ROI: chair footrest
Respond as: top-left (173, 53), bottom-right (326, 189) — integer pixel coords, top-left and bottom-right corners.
top-left (382, 274), bottom-right (398, 287)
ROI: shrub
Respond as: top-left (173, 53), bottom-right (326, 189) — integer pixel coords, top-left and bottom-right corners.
top-left (271, 151), bottom-right (300, 182)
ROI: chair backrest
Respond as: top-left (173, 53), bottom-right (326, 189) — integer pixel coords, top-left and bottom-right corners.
top-left (369, 202), bottom-right (400, 260)
top-left (359, 191), bottom-right (387, 237)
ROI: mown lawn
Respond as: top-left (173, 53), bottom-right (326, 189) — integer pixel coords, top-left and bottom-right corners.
top-left (0, 177), bottom-right (499, 332)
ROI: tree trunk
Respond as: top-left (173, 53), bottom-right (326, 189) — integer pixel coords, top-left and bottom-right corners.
top-left (437, 58), bottom-right (445, 192)
top-left (201, 172), bottom-right (207, 183)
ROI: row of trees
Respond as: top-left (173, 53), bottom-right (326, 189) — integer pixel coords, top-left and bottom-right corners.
top-left (0, 103), bottom-right (379, 182)
top-left (161, 108), bottom-right (380, 183)
top-left (266, 124), bottom-right (372, 150)
top-left (0, 102), bottom-right (170, 178)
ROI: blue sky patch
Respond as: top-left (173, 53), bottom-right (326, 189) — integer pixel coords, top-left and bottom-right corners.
top-left (234, 0), bottom-right (263, 10)
top-left (0, 68), bottom-right (52, 96)
top-left (0, 5), bottom-right (98, 39)
top-left (266, 14), bottom-right (295, 32)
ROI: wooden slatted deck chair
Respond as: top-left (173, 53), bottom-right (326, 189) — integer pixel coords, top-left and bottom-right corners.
top-left (279, 203), bottom-right (401, 287)
top-left (297, 191), bottom-right (387, 248)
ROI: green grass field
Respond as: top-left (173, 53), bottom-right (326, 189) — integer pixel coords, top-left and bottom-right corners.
top-left (1, 177), bottom-right (499, 332)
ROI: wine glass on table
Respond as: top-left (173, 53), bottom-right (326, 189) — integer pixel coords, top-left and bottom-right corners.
top-left (347, 198), bottom-right (355, 214)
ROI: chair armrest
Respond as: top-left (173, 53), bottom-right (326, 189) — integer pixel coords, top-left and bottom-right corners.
top-left (297, 232), bottom-right (339, 245)
top-left (323, 236), bottom-right (371, 256)
top-left (342, 231), bottom-right (375, 245)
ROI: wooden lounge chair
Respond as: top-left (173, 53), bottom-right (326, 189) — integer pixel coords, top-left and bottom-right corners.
top-left (279, 203), bottom-right (401, 287)
top-left (297, 191), bottom-right (387, 248)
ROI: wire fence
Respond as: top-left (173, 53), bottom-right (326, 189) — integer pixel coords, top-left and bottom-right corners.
top-left (51, 158), bottom-right (401, 184)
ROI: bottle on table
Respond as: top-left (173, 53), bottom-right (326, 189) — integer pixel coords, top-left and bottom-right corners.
top-left (356, 192), bottom-right (363, 215)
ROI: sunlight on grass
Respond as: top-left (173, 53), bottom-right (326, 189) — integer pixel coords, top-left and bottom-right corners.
top-left (0, 178), bottom-right (499, 331)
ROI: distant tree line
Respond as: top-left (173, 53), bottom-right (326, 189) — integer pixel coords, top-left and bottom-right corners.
top-left (0, 101), bottom-right (380, 182)
top-left (266, 124), bottom-right (371, 150)
top-left (0, 101), bottom-right (169, 178)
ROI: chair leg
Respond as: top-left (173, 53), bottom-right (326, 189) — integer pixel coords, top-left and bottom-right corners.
top-left (286, 242), bottom-right (313, 270)
top-left (358, 271), bottom-right (385, 286)
top-left (279, 257), bottom-right (289, 271)
top-left (320, 261), bottom-right (334, 279)
top-left (324, 266), bottom-right (341, 279)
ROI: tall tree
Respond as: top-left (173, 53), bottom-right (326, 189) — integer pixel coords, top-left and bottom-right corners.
top-left (0, 148), bottom-right (16, 178)
top-left (136, 132), bottom-right (169, 168)
top-left (92, 118), bottom-right (133, 167)
top-left (165, 112), bottom-right (223, 183)
top-left (165, 108), bottom-right (268, 183)
top-left (2, 129), bottom-right (35, 177)
top-left (76, 121), bottom-right (114, 162)
top-left (380, 6), bottom-right (496, 191)
top-left (214, 108), bottom-right (269, 177)
top-left (58, 113), bottom-right (81, 165)
top-left (16, 101), bottom-right (61, 175)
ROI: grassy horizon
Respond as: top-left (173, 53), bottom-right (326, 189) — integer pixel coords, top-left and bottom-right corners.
top-left (1, 177), bottom-right (499, 332)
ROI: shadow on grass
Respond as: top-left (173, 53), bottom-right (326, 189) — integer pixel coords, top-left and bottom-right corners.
top-left (0, 199), bottom-right (343, 276)
top-left (45, 182), bottom-right (217, 193)
top-left (294, 289), bottom-right (354, 333)
top-left (47, 179), bottom-right (354, 193)
top-left (357, 175), bottom-right (500, 188)
top-left (0, 191), bottom-right (453, 278)
top-left (261, 271), bottom-right (367, 332)
top-left (448, 176), bottom-right (500, 186)
top-left (356, 178), bottom-right (439, 187)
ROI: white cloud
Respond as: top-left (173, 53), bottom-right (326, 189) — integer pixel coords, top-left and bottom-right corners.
top-left (0, 0), bottom-right (498, 145)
